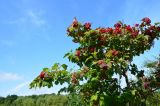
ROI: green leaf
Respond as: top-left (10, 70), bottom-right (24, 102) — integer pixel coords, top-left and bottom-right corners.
top-left (42, 81), bottom-right (49, 87)
top-left (63, 52), bottom-right (70, 58)
top-left (91, 76), bottom-right (98, 82)
top-left (93, 52), bottom-right (98, 59)
top-left (55, 80), bottom-right (59, 85)
top-left (131, 90), bottom-right (136, 96)
top-left (100, 95), bottom-right (105, 106)
top-left (105, 50), bottom-right (112, 57)
top-left (85, 56), bottom-right (93, 63)
top-left (154, 22), bottom-right (160, 25)
top-left (43, 68), bottom-right (49, 72)
top-left (103, 95), bottom-right (112, 106)
top-left (61, 64), bottom-right (68, 70)
top-left (52, 63), bottom-right (59, 70)
top-left (91, 94), bottom-right (98, 101)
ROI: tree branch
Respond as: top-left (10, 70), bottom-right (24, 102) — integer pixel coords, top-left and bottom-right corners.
top-left (123, 70), bottom-right (130, 88)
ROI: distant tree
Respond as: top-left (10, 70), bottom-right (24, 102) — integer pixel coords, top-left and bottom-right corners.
top-left (3, 95), bottom-right (18, 106)
top-left (144, 55), bottom-right (160, 105)
top-left (0, 97), bottom-right (5, 104)
top-left (22, 97), bottom-right (35, 106)
top-left (12, 97), bottom-right (24, 106)
top-left (36, 96), bottom-right (46, 106)
top-left (0, 94), bottom-right (69, 106)
top-left (146, 93), bottom-right (160, 106)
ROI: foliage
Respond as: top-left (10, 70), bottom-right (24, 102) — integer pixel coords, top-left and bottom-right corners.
top-left (146, 93), bottom-right (160, 106)
top-left (1, 93), bottom-right (160, 106)
top-left (0, 94), bottom-right (68, 106)
top-left (30, 17), bottom-right (160, 105)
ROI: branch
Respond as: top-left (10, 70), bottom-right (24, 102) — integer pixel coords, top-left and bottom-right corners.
top-left (123, 70), bottom-right (130, 88)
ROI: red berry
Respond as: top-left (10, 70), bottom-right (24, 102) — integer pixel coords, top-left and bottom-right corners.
top-left (131, 30), bottom-right (139, 38)
top-left (72, 18), bottom-right (78, 28)
top-left (112, 50), bottom-right (119, 56)
top-left (75, 50), bottom-right (81, 57)
top-left (106, 28), bottom-right (113, 34)
top-left (143, 82), bottom-right (149, 89)
top-left (145, 29), bottom-right (152, 36)
top-left (149, 26), bottom-right (156, 30)
top-left (97, 60), bottom-right (105, 65)
top-left (98, 36), bottom-right (106, 41)
top-left (114, 22), bottom-right (121, 28)
top-left (142, 17), bottom-right (151, 25)
top-left (84, 22), bottom-right (91, 30)
top-left (99, 63), bottom-right (108, 69)
top-left (99, 28), bottom-right (107, 34)
top-left (113, 28), bottom-right (121, 34)
top-left (97, 60), bottom-right (108, 69)
top-left (126, 25), bottom-right (132, 32)
top-left (40, 71), bottom-right (45, 79)
top-left (89, 47), bottom-right (95, 52)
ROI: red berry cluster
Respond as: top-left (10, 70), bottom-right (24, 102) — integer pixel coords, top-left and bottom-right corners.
top-left (84, 22), bottom-right (91, 30)
top-left (72, 18), bottom-right (79, 28)
top-left (66, 17), bottom-right (160, 77)
top-left (142, 17), bottom-right (151, 25)
top-left (112, 50), bottom-right (119, 56)
top-left (39, 71), bottom-right (46, 79)
top-left (97, 60), bottom-right (108, 69)
top-left (71, 72), bottom-right (78, 85)
top-left (75, 50), bottom-right (81, 57)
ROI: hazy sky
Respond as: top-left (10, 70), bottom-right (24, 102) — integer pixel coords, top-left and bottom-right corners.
top-left (0, 0), bottom-right (160, 97)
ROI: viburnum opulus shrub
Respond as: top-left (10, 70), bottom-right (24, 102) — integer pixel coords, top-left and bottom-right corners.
top-left (30, 17), bottom-right (160, 106)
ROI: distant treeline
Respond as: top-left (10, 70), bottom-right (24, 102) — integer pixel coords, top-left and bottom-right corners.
top-left (0, 93), bottom-right (68, 106)
top-left (0, 93), bottom-right (160, 106)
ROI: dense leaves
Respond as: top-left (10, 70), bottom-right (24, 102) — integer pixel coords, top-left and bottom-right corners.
top-left (30, 17), bottom-right (160, 105)
top-left (1, 94), bottom-right (160, 106)
top-left (0, 94), bottom-right (68, 106)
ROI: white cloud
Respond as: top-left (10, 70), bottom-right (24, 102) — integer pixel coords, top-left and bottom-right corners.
top-left (27, 10), bottom-right (46, 27)
top-left (5, 9), bottom-right (51, 41)
top-left (8, 10), bottom-right (46, 27)
top-left (22, 87), bottom-right (58, 96)
top-left (7, 81), bottom-right (30, 95)
top-left (0, 71), bottom-right (22, 81)
top-left (7, 80), bottom-right (67, 96)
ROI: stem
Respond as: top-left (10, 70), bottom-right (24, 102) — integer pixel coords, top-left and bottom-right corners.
top-left (123, 70), bottom-right (130, 88)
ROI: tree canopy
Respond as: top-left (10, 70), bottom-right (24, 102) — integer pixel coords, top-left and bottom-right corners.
top-left (30, 17), bottom-right (160, 105)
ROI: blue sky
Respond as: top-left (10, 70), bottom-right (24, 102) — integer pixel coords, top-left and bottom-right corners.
top-left (0, 0), bottom-right (160, 97)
